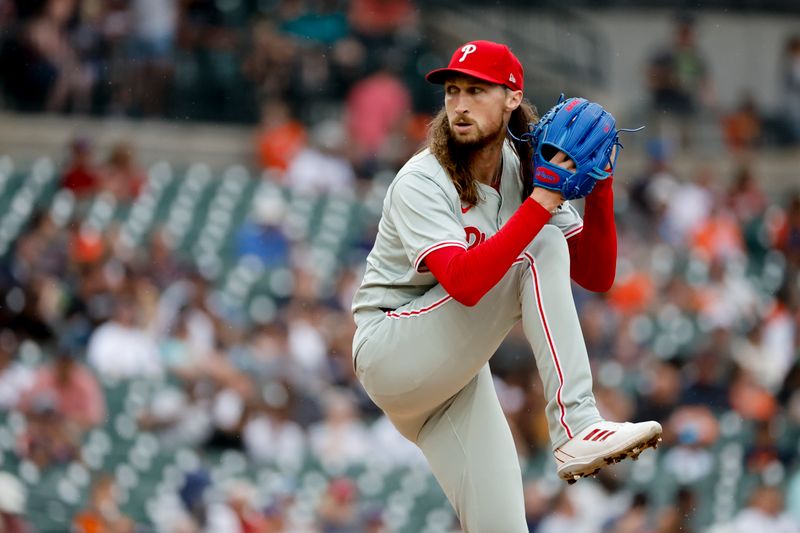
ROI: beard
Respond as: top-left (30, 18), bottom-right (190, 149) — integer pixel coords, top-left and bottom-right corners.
top-left (445, 113), bottom-right (506, 162)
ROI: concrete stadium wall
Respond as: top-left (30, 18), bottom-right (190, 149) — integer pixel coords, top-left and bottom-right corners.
top-left (0, 112), bottom-right (255, 171)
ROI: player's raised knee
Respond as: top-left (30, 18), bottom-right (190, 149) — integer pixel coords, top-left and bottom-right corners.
top-left (529, 224), bottom-right (570, 264)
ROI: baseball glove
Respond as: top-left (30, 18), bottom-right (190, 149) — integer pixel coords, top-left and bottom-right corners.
top-left (515, 95), bottom-right (633, 200)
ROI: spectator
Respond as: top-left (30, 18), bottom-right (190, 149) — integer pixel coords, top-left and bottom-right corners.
top-left (280, 300), bottom-right (326, 378)
top-left (127, 0), bottom-right (177, 117)
top-left (663, 166), bottom-right (716, 247)
top-left (18, 342), bottom-right (105, 429)
top-left (143, 227), bottom-right (188, 289)
top-left (243, 383), bottom-right (306, 469)
top-left (0, 330), bottom-right (34, 410)
top-left (223, 480), bottom-right (271, 533)
top-left (235, 191), bottom-right (291, 268)
top-left (17, 342), bottom-right (105, 468)
top-left (635, 360), bottom-right (682, 424)
top-left (279, 1), bottom-right (348, 45)
top-left (727, 166), bottom-right (767, 226)
top-left (605, 493), bottom-right (652, 533)
top-left (655, 488), bottom-right (697, 533)
top-left (732, 295), bottom-right (796, 392)
top-left (242, 18), bottom-right (298, 105)
top-left (782, 36), bottom-right (800, 144)
top-left (73, 474), bottom-right (135, 533)
top-left (345, 66), bottom-right (412, 170)
top-left (61, 137), bottom-right (100, 198)
top-left (535, 490), bottom-right (586, 533)
top-left (317, 478), bottom-right (360, 533)
top-left (137, 382), bottom-right (212, 449)
top-left (87, 300), bottom-right (162, 378)
top-left (153, 273), bottom-right (217, 357)
top-left (308, 388), bottom-right (371, 470)
top-left (729, 368), bottom-right (779, 422)
top-left (254, 100), bottom-right (307, 174)
top-left (284, 119), bottom-right (357, 196)
top-left (348, 0), bottom-right (417, 40)
top-left (689, 199), bottom-right (745, 263)
top-left (723, 93), bottom-right (763, 152)
top-left (730, 486), bottom-right (800, 533)
top-left (646, 13), bottom-right (714, 148)
top-left (745, 421), bottom-right (787, 475)
top-left (775, 193), bottom-right (800, 268)
top-left (203, 363), bottom-right (257, 450)
top-left (177, 469), bottom-right (212, 531)
top-left (694, 257), bottom-right (759, 329)
top-left (158, 307), bottom-right (209, 373)
top-left (99, 142), bottom-right (145, 202)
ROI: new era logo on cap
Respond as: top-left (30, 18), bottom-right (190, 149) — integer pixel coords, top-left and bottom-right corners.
top-left (426, 40), bottom-right (524, 92)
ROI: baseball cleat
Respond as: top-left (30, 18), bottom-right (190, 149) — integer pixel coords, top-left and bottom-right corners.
top-left (554, 420), bottom-right (662, 484)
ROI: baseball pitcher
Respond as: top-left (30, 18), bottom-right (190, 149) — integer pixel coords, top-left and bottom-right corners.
top-left (351, 40), bottom-right (662, 532)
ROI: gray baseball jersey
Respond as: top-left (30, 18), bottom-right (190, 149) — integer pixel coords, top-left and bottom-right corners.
top-left (351, 141), bottom-right (583, 317)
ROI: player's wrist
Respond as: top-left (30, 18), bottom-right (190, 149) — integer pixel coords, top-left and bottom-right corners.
top-left (530, 187), bottom-right (564, 214)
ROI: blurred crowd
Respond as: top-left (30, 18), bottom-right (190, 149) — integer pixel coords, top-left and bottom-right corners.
top-left (0, 0), bottom-right (434, 194)
top-left (0, 0), bottom-right (433, 127)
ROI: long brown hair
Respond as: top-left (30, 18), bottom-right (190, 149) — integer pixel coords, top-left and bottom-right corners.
top-left (427, 98), bottom-right (539, 206)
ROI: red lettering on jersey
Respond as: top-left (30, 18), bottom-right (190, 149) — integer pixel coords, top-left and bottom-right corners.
top-left (535, 167), bottom-right (561, 184)
top-left (464, 226), bottom-right (486, 250)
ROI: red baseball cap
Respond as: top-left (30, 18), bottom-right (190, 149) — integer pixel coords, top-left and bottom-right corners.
top-left (426, 40), bottom-right (524, 92)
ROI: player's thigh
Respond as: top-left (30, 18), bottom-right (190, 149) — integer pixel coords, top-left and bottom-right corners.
top-left (417, 366), bottom-right (527, 533)
top-left (355, 267), bottom-right (523, 422)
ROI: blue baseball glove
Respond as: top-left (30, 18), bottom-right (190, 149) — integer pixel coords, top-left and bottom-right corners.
top-left (516, 95), bottom-right (633, 200)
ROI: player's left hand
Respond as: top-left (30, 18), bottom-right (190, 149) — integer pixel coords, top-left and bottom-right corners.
top-left (550, 150), bottom-right (576, 173)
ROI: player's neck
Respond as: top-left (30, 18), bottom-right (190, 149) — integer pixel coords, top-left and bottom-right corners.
top-left (471, 141), bottom-right (503, 186)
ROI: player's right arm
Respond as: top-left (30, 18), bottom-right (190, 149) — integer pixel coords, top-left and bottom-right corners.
top-left (388, 170), bottom-right (555, 307)
top-left (424, 197), bottom-right (554, 306)
top-left (421, 156), bottom-right (571, 307)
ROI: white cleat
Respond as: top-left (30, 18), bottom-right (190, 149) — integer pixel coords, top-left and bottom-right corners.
top-left (554, 420), bottom-right (662, 484)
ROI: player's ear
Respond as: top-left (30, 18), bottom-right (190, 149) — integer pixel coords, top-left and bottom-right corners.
top-left (504, 89), bottom-right (523, 111)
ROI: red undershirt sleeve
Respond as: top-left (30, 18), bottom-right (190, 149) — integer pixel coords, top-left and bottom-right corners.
top-left (566, 178), bottom-right (617, 292)
top-left (424, 197), bottom-right (552, 307)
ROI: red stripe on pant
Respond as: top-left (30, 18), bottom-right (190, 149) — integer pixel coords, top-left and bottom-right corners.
top-left (525, 252), bottom-right (573, 440)
top-left (386, 295), bottom-right (452, 319)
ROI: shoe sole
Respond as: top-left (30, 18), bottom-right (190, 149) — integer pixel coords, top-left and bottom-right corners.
top-left (557, 429), bottom-right (663, 485)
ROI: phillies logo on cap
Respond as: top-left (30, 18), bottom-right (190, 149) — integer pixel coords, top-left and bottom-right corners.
top-left (459, 44), bottom-right (477, 62)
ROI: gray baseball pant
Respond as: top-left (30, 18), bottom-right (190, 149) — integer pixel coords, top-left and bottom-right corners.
top-left (352, 225), bottom-right (602, 532)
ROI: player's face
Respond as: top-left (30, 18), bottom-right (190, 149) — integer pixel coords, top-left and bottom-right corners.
top-left (444, 76), bottom-right (520, 147)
